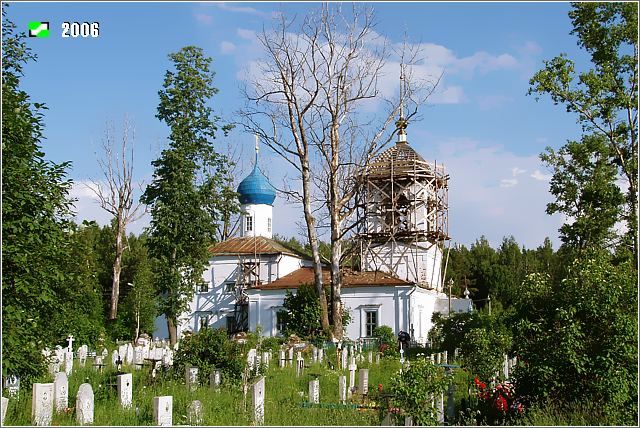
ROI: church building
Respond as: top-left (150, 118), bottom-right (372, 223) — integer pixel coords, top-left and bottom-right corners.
top-left (154, 113), bottom-right (472, 343)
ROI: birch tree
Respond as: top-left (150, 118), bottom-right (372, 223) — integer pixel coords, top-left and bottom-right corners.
top-left (242, 4), bottom-right (438, 338)
top-left (89, 118), bottom-right (146, 320)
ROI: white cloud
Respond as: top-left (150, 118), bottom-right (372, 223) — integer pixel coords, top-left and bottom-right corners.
top-left (220, 41), bottom-right (236, 54)
top-left (237, 28), bottom-right (257, 41)
top-left (500, 178), bottom-right (518, 188)
top-left (194, 13), bottom-right (213, 25)
top-left (511, 167), bottom-right (526, 176)
top-left (430, 85), bottom-right (465, 105)
top-left (217, 3), bottom-right (276, 19)
top-left (531, 169), bottom-right (552, 181)
top-left (69, 180), bottom-right (150, 235)
top-left (411, 137), bottom-right (563, 248)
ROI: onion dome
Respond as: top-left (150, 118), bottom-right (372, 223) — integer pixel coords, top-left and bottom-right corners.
top-left (237, 137), bottom-right (276, 205)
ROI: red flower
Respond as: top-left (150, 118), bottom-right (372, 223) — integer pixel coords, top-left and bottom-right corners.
top-left (378, 383), bottom-right (383, 392)
top-left (494, 395), bottom-right (508, 413)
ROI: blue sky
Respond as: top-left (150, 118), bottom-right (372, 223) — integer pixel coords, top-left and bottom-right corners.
top-left (4, 1), bottom-right (592, 250)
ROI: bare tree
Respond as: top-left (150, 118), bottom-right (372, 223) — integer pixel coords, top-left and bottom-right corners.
top-left (89, 118), bottom-right (146, 320)
top-left (241, 4), bottom-right (437, 338)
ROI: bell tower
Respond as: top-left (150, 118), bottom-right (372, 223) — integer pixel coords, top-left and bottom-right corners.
top-left (358, 66), bottom-right (450, 291)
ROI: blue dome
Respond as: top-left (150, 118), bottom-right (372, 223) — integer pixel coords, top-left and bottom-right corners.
top-left (237, 165), bottom-right (276, 205)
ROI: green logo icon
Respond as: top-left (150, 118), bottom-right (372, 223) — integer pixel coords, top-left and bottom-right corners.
top-left (28, 21), bottom-right (50, 38)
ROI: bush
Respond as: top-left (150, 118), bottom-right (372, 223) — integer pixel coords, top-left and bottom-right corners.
top-left (389, 356), bottom-right (448, 425)
top-left (172, 328), bottom-right (244, 385)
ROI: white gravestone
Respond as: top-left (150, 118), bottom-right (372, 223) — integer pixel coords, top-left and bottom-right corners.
top-left (252, 376), bottom-right (265, 426)
top-left (287, 347), bottom-right (294, 367)
top-left (78, 345), bottom-right (88, 366)
top-left (443, 350), bottom-right (448, 364)
top-left (341, 348), bottom-right (348, 370)
top-left (312, 347), bottom-right (318, 363)
top-left (117, 373), bottom-right (133, 409)
top-left (118, 344), bottom-right (127, 362)
top-left (76, 383), bottom-right (94, 425)
top-left (66, 335), bottom-right (74, 353)
top-left (359, 368), bottom-right (369, 396)
top-left (436, 391), bottom-right (444, 423)
top-left (186, 366), bottom-right (199, 391)
top-left (318, 348), bottom-right (324, 363)
top-left (101, 347), bottom-right (108, 358)
top-left (296, 353), bottom-right (304, 377)
top-left (247, 349), bottom-right (257, 372)
top-left (348, 363), bottom-right (357, 398)
top-left (503, 354), bottom-right (509, 379)
top-left (53, 372), bottom-right (68, 412)
top-left (188, 400), bottom-right (203, 425)
top-left (153, 396), bottom-right (172, 426)
top-left (279, 350), bottom-right (286, 368)
top-left (338, 375), bottom-right (347, 404)
top-left (64, 351), bottom-right (73, 375)
top-left (1, 396), bottom-right (7, 425)
top-left (31, 383), bottom-right (54, 426)
top-left (309, 379), bottom-right (320, 404)
top-left (134, 347), bottom-right (144, 369)
top-left (368, 351), bottom-right (373, 364)
top-left (111, 350), bottom-right (119, 367)
top-left (126, 344), bottom-right (134, 365)
top-left (4, 375), bottom-right (19, 398)
top-left (436, 353), bottom-right (441, 365)
top-left (262, 352), bottom-right (270, 369)
top-left (210, 370), bottom-right (221, 389)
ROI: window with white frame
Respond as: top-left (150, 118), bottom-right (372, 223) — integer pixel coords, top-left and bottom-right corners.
top-left (364, 309), bottom-right (378, 337)
top-left (246, 215), bottom-right (253, 232)
top-left (224, 281), bottom-right (235, 293)
top-left (276, 310), bottom-right (286, 334)
top-left (199, 282), bottom-right (210, 293)
top-left (267, 217), bottom-right (272, 233)
top-left (198, 314), bottom-right (209, 330)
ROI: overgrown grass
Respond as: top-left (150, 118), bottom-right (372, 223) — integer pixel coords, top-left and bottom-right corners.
top-left (3, 356), bottom-right (402, 426)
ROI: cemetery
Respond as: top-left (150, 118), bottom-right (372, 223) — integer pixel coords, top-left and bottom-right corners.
top-left (2, 2), bottom-right (637, 427)
top-left (1, 330), bottom-right (524, 426)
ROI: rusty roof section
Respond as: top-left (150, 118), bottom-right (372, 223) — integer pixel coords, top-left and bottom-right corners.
top-left (208, 236), bottom-right (308, 258)
top-left (250, 267), bottom-right (412, 290)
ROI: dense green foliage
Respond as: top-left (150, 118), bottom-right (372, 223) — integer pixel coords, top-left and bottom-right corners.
top-left (529, 2), bottom-right (638, 259)
top-left (1, 13), bottom-right (104, 383)
top-left (141, 46), bottom-right (236, 342)
top-left (172, 328), bottom-right (245, 385)
top-left (510, 250), bottom-right (637, 424)
top-left (389, 357), bottom-right (448, 425)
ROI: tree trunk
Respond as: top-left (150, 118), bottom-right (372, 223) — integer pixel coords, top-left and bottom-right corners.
top-left (301, 160), bottom-right (331, 335)
top-left (109, 218), bottom-right (125, 319)
top-left (330, 238), bottom-right (343, 339)
top-left (329, 121), bottom-right (343, 339)
top-left (167, 317), bottom-right (178, 346)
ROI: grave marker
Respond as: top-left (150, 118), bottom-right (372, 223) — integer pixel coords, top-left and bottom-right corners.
top-left (279, 350), bottom-right (286, 368)
top-left (153, 396), bottom-right (172, 426)
top-left (252, 376), bottom-right (265, 426)
top-left (125, 344), bottom-right (134, 365)
top-left (436, 391), bottom-right (444, 423)
top-left (4, 375), bottom-right (19, 398)
top-left (312, 347), bottom-right (318, 363)
top-left (66, 335), bottom-right (75, 353)
top-left (78, 345), bottom-right (88, 366)
top-left (117, 373), bottom-right (133, 409)
top-left (186, 366), bottom-right (199, 391)
top-left (503, 354), bottom-right (509, 379)
top-left (309, 378), bottom-right (320, 404)
top-left (111, 350), bottom-right (119, 367)
top-left (338, 376), bottom-right (346, 404)
top-left (318, 348), bottom-right (324, 363)
top-left (348, 362), bottom-right (357, 398)
top-left (187, 400), bottom-right (203, 425)
top-left (247, 349), bottom-right (257, 372)
top-left (1, 396), bottom-right (7, 425)
top-left (262, 352), bottom-right (270, 369)
top-left (443, 350), bottom-right (448, 364)
top-left (76, 383), bottom-right (94, 425)
top-left (64, 351), bottom-right (73, 375)
top-left (31, 383), bottom-right (54, 426)
top-left (53, 372), bottom-right (68, 412)
top-left (359, 368), bottom-right (369, 396)
top-left (368, 351), bottom-right (373, 364)
top-left (341, 347), bottom-right (348, 370)
top-left (210, 370), bottom-right (221, 390)
top-left (296, 353), bottom-right (304, 377)
top-left (288, 347), bottom-right (294, 366)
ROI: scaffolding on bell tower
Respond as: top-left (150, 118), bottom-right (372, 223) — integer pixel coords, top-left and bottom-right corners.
top-left (357, 66), bottom-right (450, 290)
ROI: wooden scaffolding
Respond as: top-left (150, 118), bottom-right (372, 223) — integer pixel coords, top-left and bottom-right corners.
top-left (358, 139), bottom-right (450, 289)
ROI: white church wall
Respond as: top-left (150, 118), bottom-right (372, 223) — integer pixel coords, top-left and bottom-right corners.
top-left (409, 287), bottom-right (448, 345)
top-left (240, 204), bottom-right (273, 239)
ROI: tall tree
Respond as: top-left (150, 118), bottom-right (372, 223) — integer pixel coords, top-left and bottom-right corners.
top-left (89, 118), bottom-right (146, 320)
top-left (2, 12), bottom-right (77, 381)
top-left (142, 46), bottom-right (234, 344)
top-left (529, 2), bottom-right (638, 259)
top-left (242, 4), bottom-right (434, 338)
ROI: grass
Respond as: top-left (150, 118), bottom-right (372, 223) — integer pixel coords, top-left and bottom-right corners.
top-left (2, 355), bottom-right (401, 426)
